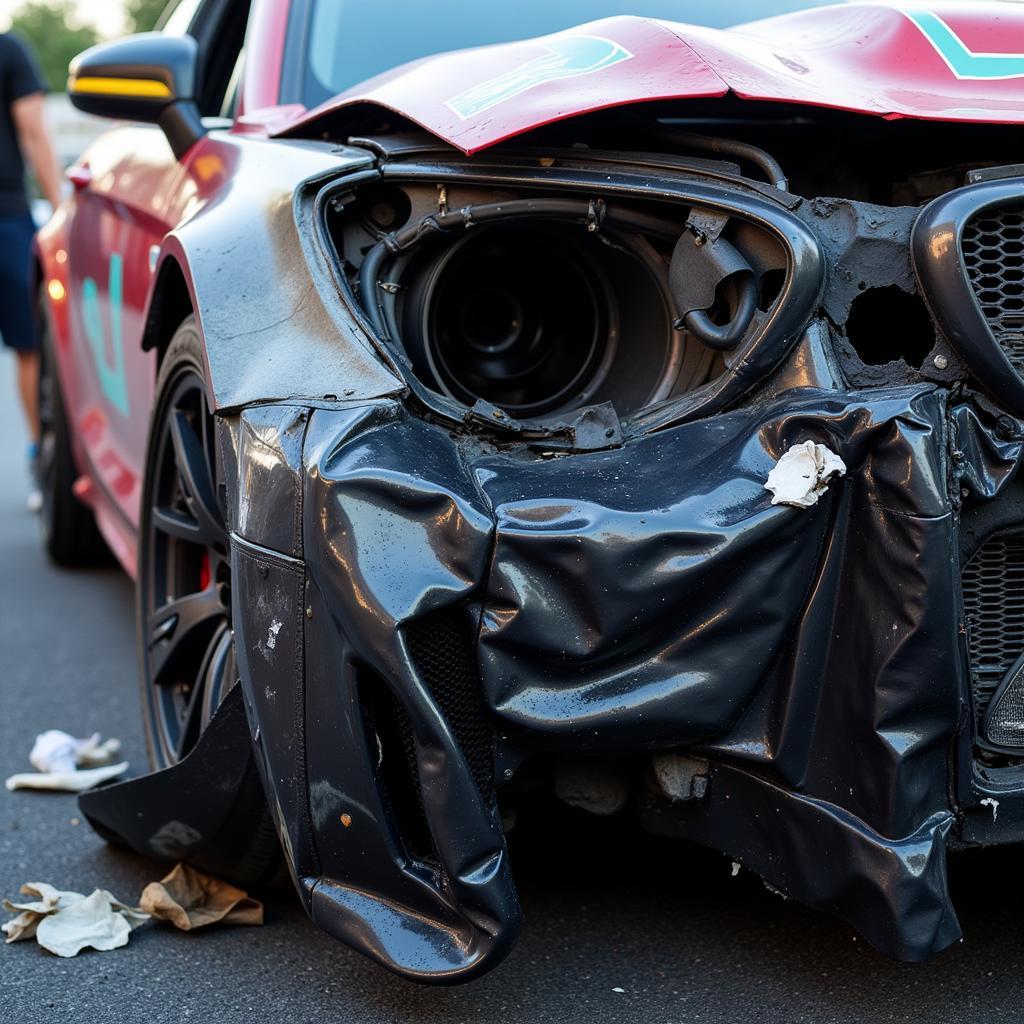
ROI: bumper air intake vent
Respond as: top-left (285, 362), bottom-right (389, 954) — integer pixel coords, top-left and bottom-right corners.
top-left (406, 607), bottom-right (495, 800)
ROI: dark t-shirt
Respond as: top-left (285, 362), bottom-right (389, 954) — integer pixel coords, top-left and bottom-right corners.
top-left (0, 33), bottom-right (46, 218)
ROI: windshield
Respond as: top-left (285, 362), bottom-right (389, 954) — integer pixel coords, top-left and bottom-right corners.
top-left (301, 0), bottom-right (840, 107)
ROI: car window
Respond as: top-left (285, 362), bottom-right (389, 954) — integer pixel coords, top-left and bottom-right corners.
top-left (220, 48), bottom-right (245, 119)
top-left (302, 0), bottom-right (839, 107)
top-left (162, 0), bottom-right (202, 35)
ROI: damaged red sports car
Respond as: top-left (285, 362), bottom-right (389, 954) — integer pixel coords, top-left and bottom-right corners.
top-left (33, 0), bottom-right (1024, 981)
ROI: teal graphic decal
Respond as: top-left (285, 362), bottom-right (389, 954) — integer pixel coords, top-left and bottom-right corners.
top-left (82, 252), bottom-right (129, 417)
top-left (446, 35), bottom-right (633, 121)
top-left (906, 9), bottom-right (1024, 80)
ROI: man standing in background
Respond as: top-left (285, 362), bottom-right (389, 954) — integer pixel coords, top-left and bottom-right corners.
top-left (0, 30), bottom-right (61, 511)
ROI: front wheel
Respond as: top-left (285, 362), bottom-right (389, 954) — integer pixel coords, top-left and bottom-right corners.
top-left (136, 317), bottom-right (278, 882)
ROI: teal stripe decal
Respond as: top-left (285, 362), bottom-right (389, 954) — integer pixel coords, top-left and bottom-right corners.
top-left (446, 36), bottom-right (633, 121)
top-left (83, 252), bottom-right (130, 417)
top-left (906, 9), bottom-right (1024, 80)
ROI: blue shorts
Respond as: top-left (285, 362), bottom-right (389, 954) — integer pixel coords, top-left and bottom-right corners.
top-left (0, 212), bottom-right (37, 352)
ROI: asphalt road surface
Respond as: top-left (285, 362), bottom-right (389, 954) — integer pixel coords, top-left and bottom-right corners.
top-left (2, 356), bottom-right (1023, 1024)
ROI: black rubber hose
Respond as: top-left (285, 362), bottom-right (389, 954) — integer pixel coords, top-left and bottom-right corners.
top-left (682, 271), bottom-right (759, 350)
top-left (357, 238), bottom-right (393, 338)
top-left (635, 123), bottom-right (788, 190)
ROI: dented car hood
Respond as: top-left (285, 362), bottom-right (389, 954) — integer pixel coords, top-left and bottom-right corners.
top-left (278, 3), bottom-right (1024, 154)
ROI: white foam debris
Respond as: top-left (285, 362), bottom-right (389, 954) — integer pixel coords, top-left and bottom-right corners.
top-left (266, 620), bottom-right (283, 650)
top-left (981, 797), bottom-right (999, 821)
top-left (765, 440), bottom-right (847, 509)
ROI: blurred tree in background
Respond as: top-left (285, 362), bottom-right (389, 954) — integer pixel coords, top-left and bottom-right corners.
top-left (126, 0), bottom-right (170, 32)
top-left (8, 2), bottom-right (98, 91)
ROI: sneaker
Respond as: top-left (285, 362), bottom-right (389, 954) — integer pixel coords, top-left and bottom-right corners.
top-left (27, 443), bottom-right (42, 514)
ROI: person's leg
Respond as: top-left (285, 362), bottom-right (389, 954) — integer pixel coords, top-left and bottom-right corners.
top-left (15, 349), bottom-right (40, 442)
top-left (0, 211), bottom-right (44, 509)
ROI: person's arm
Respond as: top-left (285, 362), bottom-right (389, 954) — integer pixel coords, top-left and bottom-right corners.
top-left (12, 93), bottom-right (61, 211)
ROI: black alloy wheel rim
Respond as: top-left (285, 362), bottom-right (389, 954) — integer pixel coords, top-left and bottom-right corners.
top-left (142, 366), bottom-right (234, 767)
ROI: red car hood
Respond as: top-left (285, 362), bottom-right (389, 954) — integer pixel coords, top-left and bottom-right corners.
top-left (278, 2), bottom-right (1024, 154)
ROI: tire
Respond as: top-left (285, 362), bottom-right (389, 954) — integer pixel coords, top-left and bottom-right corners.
top-left (136, 317), bottom-right (279, 883)
top-left (37, 292), bottom-right (111, 566)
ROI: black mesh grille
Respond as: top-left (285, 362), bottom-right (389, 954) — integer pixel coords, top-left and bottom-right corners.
top-left (962, 204), bottom-right (1024, 371)
top-left (961, 532), bottom-right (1024, 723)
top-left (406, 608), bottom-right (495, 799)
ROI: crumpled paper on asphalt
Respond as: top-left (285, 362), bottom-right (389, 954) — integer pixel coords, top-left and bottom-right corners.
top-left (2, 882), bottom-right (148, 956)
top-left (4, 865), bottom-right (263, 958)
top-left (140, 863), bottom-right (263, 930)
top-left (5, 729), bottom-right (127, 792)
top-left (764, 439), bottom-right (847, 509)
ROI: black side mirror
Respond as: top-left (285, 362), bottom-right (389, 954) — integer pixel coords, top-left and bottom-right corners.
top-left (68, 33), bottom-right (205, 159)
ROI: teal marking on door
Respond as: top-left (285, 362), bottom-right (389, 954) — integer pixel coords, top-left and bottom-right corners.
top-left (445, 36), bottom-right (633, 120)
top-left (82, 252), bottom-right (129, 417)
top-left (906, 9), bottom-right (1024, 80)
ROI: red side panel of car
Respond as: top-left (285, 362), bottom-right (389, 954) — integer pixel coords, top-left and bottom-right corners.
top-left (280, 3), bottom-right (1024, 154)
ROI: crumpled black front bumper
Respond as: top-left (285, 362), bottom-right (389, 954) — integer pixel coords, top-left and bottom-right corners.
top-left (82, 381), bottom-right (1024, 980)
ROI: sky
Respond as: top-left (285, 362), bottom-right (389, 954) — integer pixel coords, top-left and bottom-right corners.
top-left (0, 0), bottom-right (127, 36)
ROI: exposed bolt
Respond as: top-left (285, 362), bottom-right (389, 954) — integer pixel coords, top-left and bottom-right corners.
top-left (492, 409), bottom-right (506, 420)
top-left (305, 606), bottom-right (313, 620)
top-left (503, 768), bottom-right (514, 781)
top-left (605, 428), bottom-right (615, 439)
top-left (340, 813), bottom-right (352, 828)
top-left (933, 354), bottom-right (949, 370)
top-left (961, 487), bottom-right (970, 499)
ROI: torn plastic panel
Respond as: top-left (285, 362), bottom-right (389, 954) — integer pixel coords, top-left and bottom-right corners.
top-left (212, 384), bottom-right (969, 975)
top-left (640, 767), bottom-right (958, 963)
top-left (82, 381), bottom-right (1024, 975)
top-left (78, 685), bottom-right (273, 887)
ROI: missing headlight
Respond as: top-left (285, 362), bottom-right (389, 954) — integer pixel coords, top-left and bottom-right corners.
top-left (328, 179), bottom-right (788, 423)
top-left (398, 220), bottom-right (682, 417)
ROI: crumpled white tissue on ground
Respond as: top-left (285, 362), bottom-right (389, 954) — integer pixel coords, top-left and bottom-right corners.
top-left (3, 882), bottom-right (148, 956)
top-left (2, 883), bottom-right (82, 942)
top-left (4, 730), bottom-right (126, 792)
top-left (29, 731), bottom-right (121, 773)
top-left (764, 440), bottom-right (847, 509)
top-left (5, 762), bottom-right (129, 792)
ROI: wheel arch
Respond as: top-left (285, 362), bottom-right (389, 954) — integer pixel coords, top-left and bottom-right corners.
top-left (142, 251), bottom-right (196, 372)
